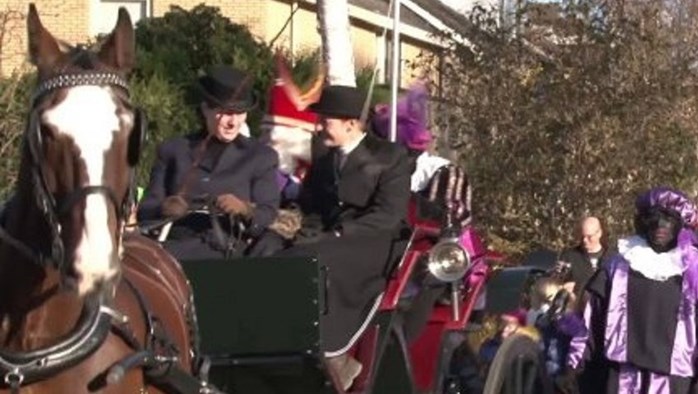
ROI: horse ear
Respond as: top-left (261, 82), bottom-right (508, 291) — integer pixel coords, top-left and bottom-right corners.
top-left (98, 8), bottom-right (135, 73)
top-left (27, 3), bottom-right (63, 76)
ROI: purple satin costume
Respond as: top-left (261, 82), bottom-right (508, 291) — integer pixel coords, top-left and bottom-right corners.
top-left (567, 187), bottom-right (698, 394)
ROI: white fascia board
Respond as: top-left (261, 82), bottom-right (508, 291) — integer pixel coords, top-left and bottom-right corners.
top-left (297, 0), bottom-right (445, 48)
top-left (401, 0), bottom-right (475, 48)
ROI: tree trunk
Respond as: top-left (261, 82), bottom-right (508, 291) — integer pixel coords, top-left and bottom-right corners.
top-left (317, 0), bottom-right (356, 86)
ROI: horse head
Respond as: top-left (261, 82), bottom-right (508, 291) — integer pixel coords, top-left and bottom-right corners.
top-left (22, 4), bottom-right (144, 296)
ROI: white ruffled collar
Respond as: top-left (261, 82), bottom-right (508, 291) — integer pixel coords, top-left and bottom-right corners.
top-left (618, 235), bottom-right (684, 281)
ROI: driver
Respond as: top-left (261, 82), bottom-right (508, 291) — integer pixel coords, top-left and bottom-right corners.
top-left (137, 65), bottom-right (281, 260)
top-left (280, 85), bottom-right (412, 390)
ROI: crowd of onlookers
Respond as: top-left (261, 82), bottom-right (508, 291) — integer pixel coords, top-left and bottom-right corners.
top-left (448, 215), bottom-right (612, 393)
top-left (452, 187), bottom-right (698, 394)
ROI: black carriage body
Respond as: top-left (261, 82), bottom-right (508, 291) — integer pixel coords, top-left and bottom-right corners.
top-left (181, 256), bottom-right (335, 394)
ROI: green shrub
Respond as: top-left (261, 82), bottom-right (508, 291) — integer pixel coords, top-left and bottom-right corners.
top-left (133, 3), bottom-right (275, 133)
top-left (130, 74), bottom-right (197, 184)
top-left (0, 73), bottom-right (34, 198)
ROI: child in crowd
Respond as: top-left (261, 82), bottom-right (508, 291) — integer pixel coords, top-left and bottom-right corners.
top-left (479, 309), bottom-right (528, 364)
top-left (527, 276), bottom-right (563, 325)
top-left (529, 275), bottom-right (583, 392)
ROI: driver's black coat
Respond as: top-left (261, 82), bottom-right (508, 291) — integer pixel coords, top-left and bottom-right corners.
top-left (137, 131), bottom-right (280, 258)
top-left (283, 133), bottom-right (412, 353)
top-left (298, 133), bottom-right (412, 236)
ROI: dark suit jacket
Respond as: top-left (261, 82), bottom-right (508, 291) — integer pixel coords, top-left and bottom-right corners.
top-left (138, 131), bottom-right (280, 236)
top-left (560, 245), bottom-right (614, 298)
top-left (299, 133), bottom-right (412, 237)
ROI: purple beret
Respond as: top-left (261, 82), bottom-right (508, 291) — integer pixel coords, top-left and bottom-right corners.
top-left (372, 81), bottom-right (432, 151)
top-left (636, 187), bottom-right (698, 228)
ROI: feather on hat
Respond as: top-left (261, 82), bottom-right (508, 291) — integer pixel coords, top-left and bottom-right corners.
top-left (371, 81), bottom-right (432, 151)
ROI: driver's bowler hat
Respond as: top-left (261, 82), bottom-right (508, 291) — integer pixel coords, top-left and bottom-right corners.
top-left (197, 65), bottom-right (257, 113)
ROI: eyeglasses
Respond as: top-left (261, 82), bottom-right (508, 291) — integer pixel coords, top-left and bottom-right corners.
top-left (581, 229), bottom-right (601, 239)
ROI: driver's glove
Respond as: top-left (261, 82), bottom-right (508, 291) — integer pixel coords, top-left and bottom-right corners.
top-left (216, 194), bottom-right (253, 218)
top-left (161, 194), bottom-right (189, 218)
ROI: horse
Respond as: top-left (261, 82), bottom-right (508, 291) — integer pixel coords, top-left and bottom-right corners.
top-left (0, 5), bottom-right (206, 393)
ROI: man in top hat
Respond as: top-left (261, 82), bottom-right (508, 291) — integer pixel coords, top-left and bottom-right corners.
top-left (138, 65), bottom-right (282, 259)
top-left (281, 85), bottom-right (413, 390)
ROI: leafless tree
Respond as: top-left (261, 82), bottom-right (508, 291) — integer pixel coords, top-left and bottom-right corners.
top-left (419, 0), bottom-right (698, 257)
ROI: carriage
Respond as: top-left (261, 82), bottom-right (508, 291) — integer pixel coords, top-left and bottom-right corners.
top-left (152, 182), bottom-right (571, 394)
top-left (136, 163), bottom-right (499, 394)
top-left (0, 4), bottom-right (571, 394)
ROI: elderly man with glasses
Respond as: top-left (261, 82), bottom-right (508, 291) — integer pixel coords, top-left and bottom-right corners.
top-left (556, 216), bottom-right (613, 299)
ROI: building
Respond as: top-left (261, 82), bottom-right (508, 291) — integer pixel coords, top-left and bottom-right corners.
top-left (0, 0), bottom-right (480, 88)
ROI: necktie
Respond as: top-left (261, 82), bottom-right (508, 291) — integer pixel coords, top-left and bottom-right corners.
top-left (332, 148), bottom-right (343, 180)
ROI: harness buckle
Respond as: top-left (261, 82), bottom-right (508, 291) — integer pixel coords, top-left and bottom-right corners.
top-left (100, 305), bottom-right (129, 324)
top-left (4, 369), bottom-right (24, 387)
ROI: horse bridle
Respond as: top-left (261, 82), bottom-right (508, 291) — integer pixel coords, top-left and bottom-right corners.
top-left (0, 68), bottom-right (149, 392)
top-left (0, 68), bottom-right (147, 271)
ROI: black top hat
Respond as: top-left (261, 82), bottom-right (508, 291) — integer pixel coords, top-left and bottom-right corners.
top-left (309, 85), bottom-right (366, 119)
top-left (197, 65), bottom-right (257, 112)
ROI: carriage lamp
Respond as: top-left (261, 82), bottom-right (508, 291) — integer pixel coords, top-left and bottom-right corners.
top-left (427, 238), bottom-right (471, 321)
top-left (427, 238), bottom-right (471, 283)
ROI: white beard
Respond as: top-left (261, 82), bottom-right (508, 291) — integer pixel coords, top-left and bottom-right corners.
top-left (268, 125), bottom-right (312, 175)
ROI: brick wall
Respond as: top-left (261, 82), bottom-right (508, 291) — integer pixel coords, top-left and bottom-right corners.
top-left (1, 0), bottom-right (89, 76)
top-left (153, 0), bottom-right (267, 38)
top-left (0, 0), bottom-right (438, 86)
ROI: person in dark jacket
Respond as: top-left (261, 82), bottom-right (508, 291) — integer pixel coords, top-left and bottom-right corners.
top-left (137, 65), bottom-right (281, 260)
top-left (558, 216), bottom-right (613, 298)
top-left (279, 85), bottom-right (412, 390)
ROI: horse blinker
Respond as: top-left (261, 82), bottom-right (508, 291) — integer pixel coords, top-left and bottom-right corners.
top-left (128, 108), bottom-right (147, 167)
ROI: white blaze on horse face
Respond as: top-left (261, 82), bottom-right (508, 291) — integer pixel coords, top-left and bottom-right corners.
top-left (43, 86), bottom-right (130, 295)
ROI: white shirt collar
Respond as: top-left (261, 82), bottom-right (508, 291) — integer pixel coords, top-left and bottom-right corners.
top-left (618, 235), bottom-right (684, 281)
top-left (339, 133), bottom-right (366, 156)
